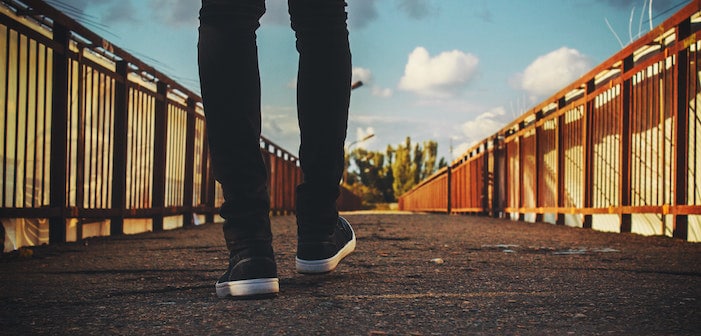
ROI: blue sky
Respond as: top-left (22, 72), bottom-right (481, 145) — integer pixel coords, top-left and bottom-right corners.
top-left (51, 0), bottom-right (689, 162)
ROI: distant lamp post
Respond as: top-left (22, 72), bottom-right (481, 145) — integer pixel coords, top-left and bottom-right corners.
top-left (344, 133), bottom-right (375, 185)
top-left (343, 80), bottom-right (365, 185)
top-left (348, 133), bottom-right (375, 150)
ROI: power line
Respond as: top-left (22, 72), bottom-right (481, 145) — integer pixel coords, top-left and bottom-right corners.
top-left (647, 0), bottom-right (691, 23)
top-left (44, 0), bottom-right (97, 20)
top-left (44, 0), bottom-right (120, 39)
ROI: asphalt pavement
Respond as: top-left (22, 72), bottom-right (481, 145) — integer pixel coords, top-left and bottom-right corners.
top-left (1, 212), bottom-right (700, 335)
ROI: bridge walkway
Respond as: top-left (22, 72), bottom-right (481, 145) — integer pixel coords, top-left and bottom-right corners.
top-left (1, 212), bottom-right (699, 335)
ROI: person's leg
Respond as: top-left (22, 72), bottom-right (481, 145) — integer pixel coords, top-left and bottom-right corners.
top-left (198, 0), bottom-right (278, 297)
top-left (289, 0), bottom-right (355, 274)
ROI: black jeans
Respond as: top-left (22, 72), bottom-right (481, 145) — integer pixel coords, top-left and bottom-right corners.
top-left (198, 0), bottom-right (351, 252)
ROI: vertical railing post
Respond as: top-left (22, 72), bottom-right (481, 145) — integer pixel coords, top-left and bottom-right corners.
top-left (482, 144), bottom-right (490, 215)
top-left (201, 133), bottom-right (215, 223)
top-left (494, 136), bottom-right (506, 218)
top-left (517, 122), bottom-right (525, 222)
top-left (534, 111), bottom-right (543, 223)
top-left (182, 98), bottom-right (197, 227)
top-left (446, 165), bottom-right (452, 214)
top-left (283, 153), bottom-right (291, 213)
top-left (152, 81), bottom-right (168, 231)
top-left (673, 18), bottom-right (691, 240)
top-left (556, 98), bottom-right (566, 225)
top-left (205, 161), bottom-right (217, 223)
top-left (619, 55), bottom-right (634, 233)
top-left (49, 23), bottom-right (70, 244)
top-left (289, 154), bottom-right (294, 213)
top-left (274, 149), bottom-right (282, 214)
top-left (74, 47), bottom-right (85, 216)
top-left (110, 61), bottom-right (129, 236)
top-left (583, 79), bottom-right (595, 229)
top-left (490, 137), bottom-right (499, 218)
top-left (292, 158), bottom-right (302, 213)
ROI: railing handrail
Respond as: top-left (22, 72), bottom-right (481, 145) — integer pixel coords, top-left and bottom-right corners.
top-left (451, 0), bottom-right (701, 166)
top-left (0, 0), bottom-right (359, 251)
top-left (400, 0), bottom-right (701, 242)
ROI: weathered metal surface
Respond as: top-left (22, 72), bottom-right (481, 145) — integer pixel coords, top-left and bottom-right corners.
top-left (0, 0), bottom-right (358, 246)
top-left (399, 0), bottom-right (701, 241)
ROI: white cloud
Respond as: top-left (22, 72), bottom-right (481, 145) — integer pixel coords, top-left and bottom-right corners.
top-left (348, 0), bottom-right (380, 29)
top-left (398, 47), bottom-right (479, 98)
top-left (52, 0), bottom-right (140, 24)
top-left (453, 106), bottom-right (508, 157)
top-left (261, 105), bottom-right (300, 151)
top-left (372, 87), bottom-right (393, 98)
top-left (349, 114), bottom-right (407, 125)
top-left (352, 67), bottom-right (373, 84)
top-left (149, 0), bottom-right (198, 27)
top-left (266, 0), bottom-right (437, 29)
top-left (351, 127), bottom-right (377, 149)
top-left (397, 0), bottom-right (436, 19)
top-left (65, 0), bottom-right (197, 26)
top-left (460, 106), bottom-right (506, 140)
top-left (287, 76), bottom-right (297, 89)
top-left (352, 67), bottom-right (393, 98)
top-left (104, 0), bottom-right (140, 24)
top-left (348, 114), bottom-right (435, 148)
top-left (452, 142), bottom-right (474, 160)
top-left (516, 47), bottom-right (593, 99)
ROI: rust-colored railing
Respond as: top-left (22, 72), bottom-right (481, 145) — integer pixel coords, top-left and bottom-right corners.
top-left (0, 0), bottom-right (359, 249)
top-left (400, 0), bottom-right (701, 241)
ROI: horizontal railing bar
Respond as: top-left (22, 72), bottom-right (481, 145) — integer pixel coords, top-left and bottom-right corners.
top-left (400, 1), bottom-right (701, 241)
top-left (0, 0), bottom-right (366, 249)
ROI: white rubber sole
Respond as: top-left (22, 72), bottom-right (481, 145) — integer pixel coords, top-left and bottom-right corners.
top-left (296, 230), bottom-right (356, 274)
top-left (215, 278), bottom-right (279, 298)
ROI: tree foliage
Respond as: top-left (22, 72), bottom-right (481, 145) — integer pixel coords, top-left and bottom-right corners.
top-left (345, 137), bottom-right (443, 204)
top-left (347, 147), bottom-right (394, 203)
top-left (390, 137), bottom-right (440, 197)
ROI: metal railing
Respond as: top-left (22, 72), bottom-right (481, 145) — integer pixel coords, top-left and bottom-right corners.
top-left (0, 0), bottom-right (360, 248)
top-left (399, 0), bottom-right (701, 241)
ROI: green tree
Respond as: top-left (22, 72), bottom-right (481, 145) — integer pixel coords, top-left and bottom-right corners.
top-left (420, 140), bottom-right (438, 180)
top-left (345, 137), bottom-right (444, 204)
top-left (391, 137), bottom-right (415, 197)
top-left (390, 137), bottom-right (441, 197)
top-left (437, 156), bottom-right (448, 169)
top-left (349, 148), bottom-right (394, 203)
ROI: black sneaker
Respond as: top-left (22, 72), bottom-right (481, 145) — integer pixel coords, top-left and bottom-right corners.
top-left (296, 216), bottom-right (356, 274)
top-left (215, 245), bottom-right (279, 298)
